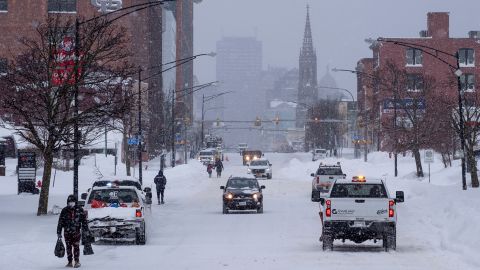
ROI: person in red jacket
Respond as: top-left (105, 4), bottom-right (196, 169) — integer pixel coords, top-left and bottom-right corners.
top-left (57, 195), bottom-right (89, 268)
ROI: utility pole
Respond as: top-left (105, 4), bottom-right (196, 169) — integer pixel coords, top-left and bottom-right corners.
top-left (138, 67), bottom-right (143, 185)
top-left (201, 94), bottom-right (205, 148)
top-left (171, 89), bottom-right (176, 167)
top-left (456, 52), bottom-right (467, 190)
top-left (73, 18), bottom-right (80, 200)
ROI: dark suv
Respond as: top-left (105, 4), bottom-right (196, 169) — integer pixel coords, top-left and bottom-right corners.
top-left (220, 176), bottom-right (265, 214)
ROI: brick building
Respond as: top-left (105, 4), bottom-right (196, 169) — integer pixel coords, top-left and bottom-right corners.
top-left (0, 0), bottom-right (165, 156)
top-left (358, 12), bottom-right (480, 151)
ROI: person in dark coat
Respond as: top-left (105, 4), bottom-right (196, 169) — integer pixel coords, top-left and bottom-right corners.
top-left (207, 163), bottom-right (213, 178)
top-left (154, 170), bottom-right (167, 204)
top-left (57, 195), bottom-right (88, 268)
top-left (215, 158), bottom-right (224, 178)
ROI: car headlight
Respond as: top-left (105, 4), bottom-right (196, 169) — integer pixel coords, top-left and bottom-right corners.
top-left (247, 168), bottom-right (252, 173)
top-left (225, 193), bottom-right (234, 200)
top-left (246, 156), bottom-right (250, 161)
top-left (252, 193), bottom-right (261, 200)
top-left (253, 156), bottom-right (258, 160)
top-left (266, 168), bottom-right (271, 172)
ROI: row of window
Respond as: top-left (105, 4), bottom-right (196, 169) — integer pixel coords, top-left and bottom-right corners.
top-left (0, 0), bottom-right (77, 12)
top-left (405, 73), bottom-right (475, 92)
top-left (406, 48), bottom-right (475, 67)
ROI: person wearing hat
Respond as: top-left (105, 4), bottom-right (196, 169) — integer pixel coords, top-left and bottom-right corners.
top-left (154, 170), bottom-right (167, 204)
top-left (57, 195), bottom-right (88, 268)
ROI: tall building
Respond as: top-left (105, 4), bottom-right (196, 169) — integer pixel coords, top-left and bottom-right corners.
top-left (216, 36), bottom-right (263, 146)
top-left (296, 6), bottom-right (318, 128)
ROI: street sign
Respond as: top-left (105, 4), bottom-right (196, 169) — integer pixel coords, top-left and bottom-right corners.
top-left (424, 149), bottom-right (434, 163)
top-left (383, 98), bottom-right (426, 113)
top-left (127, 138), bottom-right (139, 145)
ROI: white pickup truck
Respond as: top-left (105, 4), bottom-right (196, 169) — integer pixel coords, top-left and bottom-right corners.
top-left (83, 185), bottom-right (148, 245)
top-left (319, 176), bottom-right (404, 251)
top-left (311, 163), bottom-right (346, 201)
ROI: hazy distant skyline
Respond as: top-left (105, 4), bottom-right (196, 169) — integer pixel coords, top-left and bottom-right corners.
top-left (194, 0), bottom-right (480, 98)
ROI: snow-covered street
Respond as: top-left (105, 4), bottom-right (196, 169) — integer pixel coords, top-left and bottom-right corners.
top-left (0, 151), bottom-right (479, 269)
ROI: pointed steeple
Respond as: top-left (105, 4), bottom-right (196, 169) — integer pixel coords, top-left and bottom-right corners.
top-left (302, 5), bottom-right (314, 53)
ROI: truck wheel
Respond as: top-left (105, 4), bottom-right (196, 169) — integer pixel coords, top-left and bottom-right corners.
top-left (322, 232), bottom-right (333, 251)
top-left (311, 190), bottom-right (320, 202)
top-left (222, 204), bottom-right (229, 214)
top-left (384, 226), bottom-right (396, 251)
top-left (136, 223), bottom-right (146, 245)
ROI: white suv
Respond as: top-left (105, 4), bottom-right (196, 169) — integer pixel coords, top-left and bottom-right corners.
top-left (312, 149), bottom-right (327, 161)
top-left (247, 159), bottom-right (273, 179)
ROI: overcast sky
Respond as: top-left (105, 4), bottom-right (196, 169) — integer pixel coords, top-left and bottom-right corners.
top-left (194, 0), bottom-right (480, 98)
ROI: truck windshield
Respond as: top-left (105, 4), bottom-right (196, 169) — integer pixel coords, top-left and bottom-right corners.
top-left (317, 167), bottom-right (343, 175)
top-left (315, 149), bottom-right (326, 153)
top-left (88, 189), bottom-right (139, 204)
top-left (330, 184), bottom-right (388, 198)
top-left (200, 151), bottom-right (214, 156)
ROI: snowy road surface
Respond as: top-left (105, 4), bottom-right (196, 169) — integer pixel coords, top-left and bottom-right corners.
top-left (0, 152), bottom-right (479, 269)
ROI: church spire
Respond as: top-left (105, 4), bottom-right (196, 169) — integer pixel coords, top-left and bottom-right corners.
top-left (302, 5), bottom-right (314, 52)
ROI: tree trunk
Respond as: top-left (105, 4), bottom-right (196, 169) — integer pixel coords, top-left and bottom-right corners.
top-left (413, 149), bottom-right (424, 177)
top-left (467, 147), bottom-right (479, 188)
top-left (37, 151), bottom-right (53, 216)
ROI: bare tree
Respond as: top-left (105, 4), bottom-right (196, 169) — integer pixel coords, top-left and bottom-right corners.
top-left (0, 16), bottom-right (134, 215)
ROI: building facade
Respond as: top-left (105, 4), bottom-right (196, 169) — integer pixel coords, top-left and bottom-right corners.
top-left (0, 0), bottom-right (165, 157)
top-left (358, 12), bottom-right (480, 151)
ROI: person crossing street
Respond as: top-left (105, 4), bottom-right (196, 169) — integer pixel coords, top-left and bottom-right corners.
top-left (215, 158), bottom-right (224, 178)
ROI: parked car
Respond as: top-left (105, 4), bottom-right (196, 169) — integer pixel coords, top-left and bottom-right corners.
top-left (220, 175), bottom-right (265, 214)
top-left (312, 148), bottom-right (327, 161)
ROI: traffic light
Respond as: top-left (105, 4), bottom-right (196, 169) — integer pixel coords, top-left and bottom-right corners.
top-left (254, 117), bottom-right (261, 127)
top-left (274, 116), bottom-right (280, 126)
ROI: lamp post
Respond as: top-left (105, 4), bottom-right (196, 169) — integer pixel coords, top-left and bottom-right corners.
top-left (201, 91), bottom-right (231, 148)
top-left (376, 38), bottom-right (467, 190)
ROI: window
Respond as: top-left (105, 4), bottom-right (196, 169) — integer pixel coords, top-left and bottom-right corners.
top-left (0, 0), bottom-right (7, 12)
top-left (406, 48), bottom-right (423, 66)
top-left (0, 58), bottom-right (7, 74)
top-left (48, 0), bottom-right (76, 13)
top-left (459, 48), bottom-right (475, 67)
top-left (407, 74), bottom-right (423, 92)
top-left (460, 74), bottom-right (475, 92)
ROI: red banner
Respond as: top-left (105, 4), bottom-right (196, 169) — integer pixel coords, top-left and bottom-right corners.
top-left (52, 37), bottom-right (82, 86)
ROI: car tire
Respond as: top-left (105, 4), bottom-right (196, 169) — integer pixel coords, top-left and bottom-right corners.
top-left (222, 204), bottom-right (229, 214)
top-left (257, 204), bottom-right (263, 214)
top-left (136, 223), bottom-right (146, 245)
top-left (322, 231), bottom-right (333, 251)
top-left (267, 174), bottom-right (272, 179)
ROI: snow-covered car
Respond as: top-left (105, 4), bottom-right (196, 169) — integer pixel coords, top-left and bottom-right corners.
top-left (319, 176), bottom-right (404, 251)
top-left (312, 148), bottom-right (327, 161)
top-left (311, 162), bottom-right (346, 202)
top-left (79, 177), bottom-right (152, 207)
top-left (83, 185), bottom-right (149, 245)
top-left (198, 148), bottom-right (216, 165)
top-left (220, 175), bottom-right (265, 214)
top-left (247, 158), bottom-right (273, 179)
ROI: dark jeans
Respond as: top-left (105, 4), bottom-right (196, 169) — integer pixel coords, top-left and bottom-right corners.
top-left (65, 232), bottom-right (80, 262)
top-left (156, 188), bottom-right (165, 202)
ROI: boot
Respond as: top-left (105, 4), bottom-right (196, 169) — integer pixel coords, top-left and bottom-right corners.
top-left (66, 261), bottom-right (73, 267)
top-left (161, 200), bottom-right (165, 204)
top-left (73, 261), bottom-right (81, 268)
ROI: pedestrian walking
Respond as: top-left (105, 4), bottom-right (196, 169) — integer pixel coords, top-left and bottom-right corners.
top-left (154, 170), bottom-right (167, 204)
top-left (215, 158), bottom-right (224, 178)
top-left (57, 195), bottom-right (89, 268)
top-left (207, 163), bottom-right (213, 178)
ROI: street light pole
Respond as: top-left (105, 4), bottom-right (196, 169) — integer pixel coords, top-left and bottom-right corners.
top-left (201, 94), bottom-right (205, 148)
top-left (73, 18), bottom-right (80, 200)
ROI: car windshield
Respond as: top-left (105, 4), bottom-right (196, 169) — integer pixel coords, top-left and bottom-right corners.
top-left (315, 149), bottom-right (326, 153)
top-left (250, 160), bottom-right (268, 166)
top-left (200, 151), bottom-right (214, 156)
top-left (316, 167), bottom-right (343, 175)
top-left (93, 180), bottom-right (142, 191)
top-left (330, 184), bottom-right (388, 198)
top-left (227, 178), bottom-right (259, 189)
top-left (87, 189), bottom-right (139, 204)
